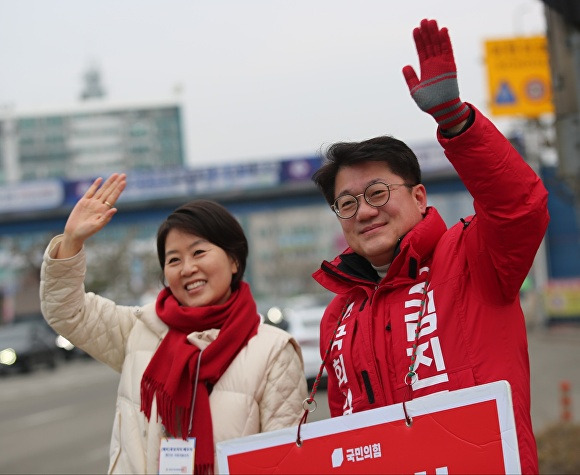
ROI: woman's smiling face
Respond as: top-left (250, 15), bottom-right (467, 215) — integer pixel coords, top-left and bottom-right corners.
top-left (163, 228), bottom-right (238, 307)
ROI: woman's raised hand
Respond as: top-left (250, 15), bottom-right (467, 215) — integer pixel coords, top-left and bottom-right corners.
top-left (56, 173), bottom-right (127, 259)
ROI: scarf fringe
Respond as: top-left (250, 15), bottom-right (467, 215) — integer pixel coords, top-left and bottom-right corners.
top-left (141, 376), bottom-right (189, 439)
top-left (195, 463), bottom-right (214, 475)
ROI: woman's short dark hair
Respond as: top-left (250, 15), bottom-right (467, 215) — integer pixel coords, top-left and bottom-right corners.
top-left (312, 136), bottom-right (422, 206)
top-left (156, 200), bottom-right (248, 290)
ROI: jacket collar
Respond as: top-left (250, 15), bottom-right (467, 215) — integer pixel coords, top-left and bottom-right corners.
top-left (387, 206), bottom-right (447, 280)
top-left (137, 302), bottom-right (169, 338)
top-left (313, 207), bottom-right (447, 292)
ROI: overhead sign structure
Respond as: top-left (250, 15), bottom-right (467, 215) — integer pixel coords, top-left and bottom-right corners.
top-left (485, 35), bottom-right (554, 118)
top-left (217, 381), bottom-right (521, 474)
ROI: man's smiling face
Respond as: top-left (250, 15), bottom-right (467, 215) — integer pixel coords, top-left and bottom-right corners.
top-left (334, 161), bottom-right (427, 266)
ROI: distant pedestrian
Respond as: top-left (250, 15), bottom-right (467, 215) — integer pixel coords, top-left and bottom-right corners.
top-left (40, 175), bottom-right (307, 474)
top-left (312, 18), bottom-right (548, 474)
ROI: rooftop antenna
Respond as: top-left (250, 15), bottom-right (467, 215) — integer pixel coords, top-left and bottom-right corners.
top-left (80, 63), bottom-right (106, 101)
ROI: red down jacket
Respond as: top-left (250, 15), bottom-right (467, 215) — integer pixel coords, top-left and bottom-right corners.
top-left (313, 106), bottom-right (549, 474)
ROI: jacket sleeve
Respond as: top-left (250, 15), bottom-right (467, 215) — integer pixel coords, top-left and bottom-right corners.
top-left (259, 341), bottom-right (308, 432)
top-left (39, 235), bottom-right (137, 372)
top-left (438, 104), bottom-right (549, 303)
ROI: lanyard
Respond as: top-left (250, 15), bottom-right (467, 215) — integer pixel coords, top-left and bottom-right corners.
top-left (187, 347), bottom-right (205, 436)
top-left (296, 299), bottom-right (352, 446)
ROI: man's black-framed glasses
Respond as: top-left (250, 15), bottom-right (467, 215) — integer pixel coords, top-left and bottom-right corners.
top-left (331, 182), bottom-right (413, 219)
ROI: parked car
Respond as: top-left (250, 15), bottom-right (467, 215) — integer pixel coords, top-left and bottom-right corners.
top-left (0, 318), bottom-right (61, 374)
top-left (260, 293), bottom-right (333, 389)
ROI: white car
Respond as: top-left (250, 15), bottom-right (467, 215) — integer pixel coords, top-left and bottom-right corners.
top-left (260, 293), bottom-right (332, 389)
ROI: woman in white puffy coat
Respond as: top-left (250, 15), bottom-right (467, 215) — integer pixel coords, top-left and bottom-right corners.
top-left (40, 173), bottom-right (308, 474)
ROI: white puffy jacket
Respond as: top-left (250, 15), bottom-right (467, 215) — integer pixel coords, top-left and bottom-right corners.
top-left (40, 235), bottom-right (308, 474)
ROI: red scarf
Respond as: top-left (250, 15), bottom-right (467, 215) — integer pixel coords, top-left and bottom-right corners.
top-left (140, 281), bottom-right (260, 475)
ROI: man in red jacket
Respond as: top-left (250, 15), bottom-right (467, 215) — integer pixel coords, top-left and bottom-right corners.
top-left (311, 19), bottom-right (548, 474)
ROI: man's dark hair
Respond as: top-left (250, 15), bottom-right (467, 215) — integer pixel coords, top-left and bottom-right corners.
top-left (156, 200), bottom-right (248, 290)
top-left (312, 136), bottom-right (422, 206)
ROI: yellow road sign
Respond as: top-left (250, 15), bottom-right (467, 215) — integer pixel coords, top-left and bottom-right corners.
top-left (485, 35), bottom-right (553, 118)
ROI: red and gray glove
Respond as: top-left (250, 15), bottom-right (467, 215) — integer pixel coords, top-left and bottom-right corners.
top-left (402, 18), bottom-right (470, 130)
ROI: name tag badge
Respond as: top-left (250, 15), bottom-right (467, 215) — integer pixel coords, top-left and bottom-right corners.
top-left (159, 437), bottom-right (196, 474)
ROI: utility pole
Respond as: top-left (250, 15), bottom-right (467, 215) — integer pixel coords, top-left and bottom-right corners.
top-left (542, 1), bottom-right (580, 206)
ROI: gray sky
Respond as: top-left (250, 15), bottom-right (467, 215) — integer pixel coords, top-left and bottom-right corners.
top-left (0, 0), bottom-right (547, 168)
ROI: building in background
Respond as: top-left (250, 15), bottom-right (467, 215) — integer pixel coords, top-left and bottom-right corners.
top-left (0, 99), bottom-right (184, 183)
